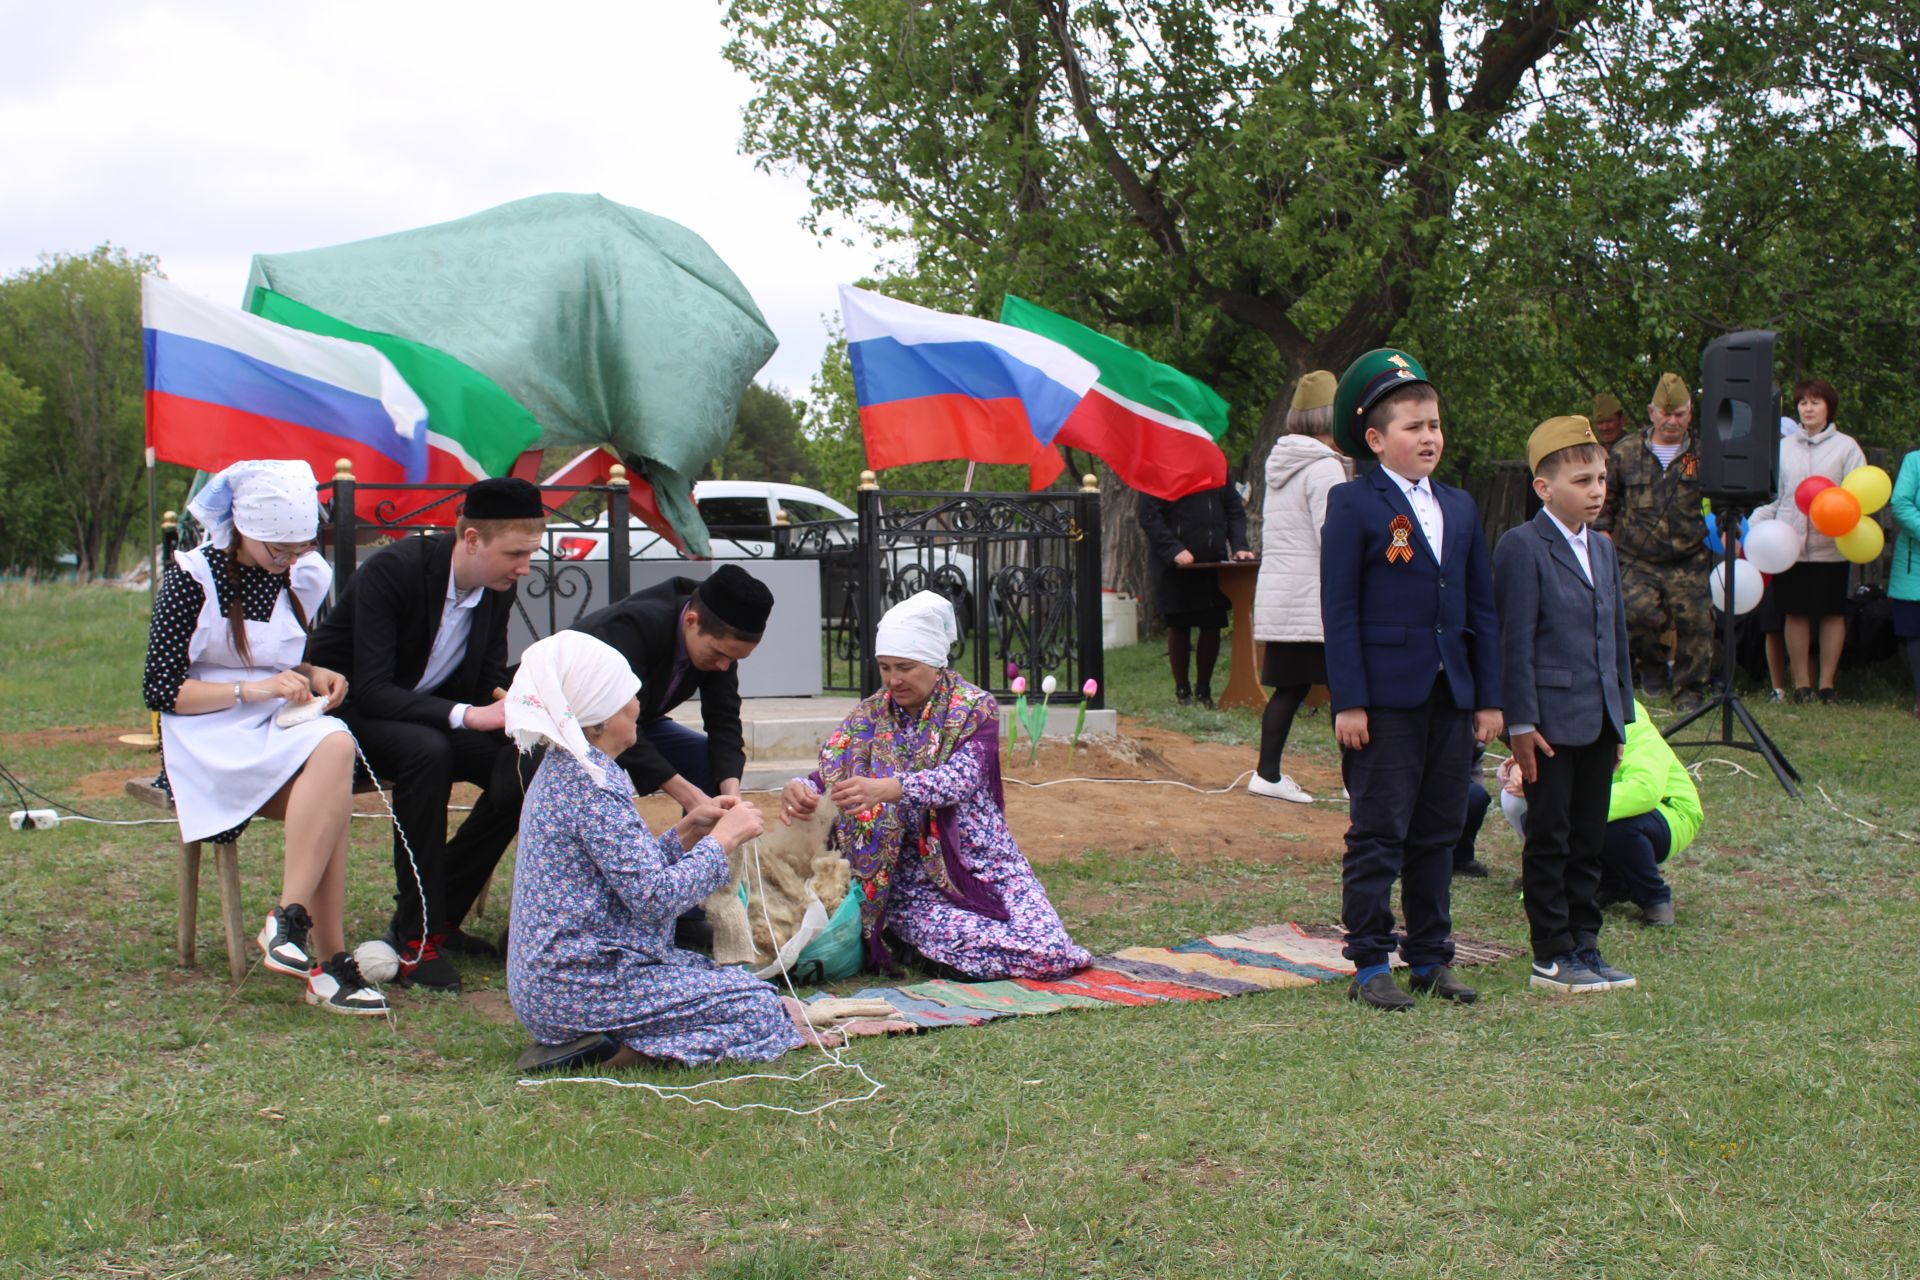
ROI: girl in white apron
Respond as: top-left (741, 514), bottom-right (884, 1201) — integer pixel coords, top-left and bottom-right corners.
top-left (142, 460), bottom-right (386, 1015)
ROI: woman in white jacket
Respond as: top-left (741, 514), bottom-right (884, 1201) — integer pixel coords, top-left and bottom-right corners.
top-left (1748, 378), bottom-right (1866, 702)
top-left (1249, 372), bottom-right (1350, 802)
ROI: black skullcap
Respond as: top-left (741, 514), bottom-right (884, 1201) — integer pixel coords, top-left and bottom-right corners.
top-left (695, 564), bottom-right (773, 636)
top-left (461, 477), bottom-right (546, 520)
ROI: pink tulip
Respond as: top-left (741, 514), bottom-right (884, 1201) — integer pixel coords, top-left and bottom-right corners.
top-left (1011, 676), bottom-right (1027, 694)
top-left (1082, 678), bottom-right (1099, 696)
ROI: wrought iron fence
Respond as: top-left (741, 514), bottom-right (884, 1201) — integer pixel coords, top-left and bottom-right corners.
top-left (853, 476), bottom-right (1105, 707)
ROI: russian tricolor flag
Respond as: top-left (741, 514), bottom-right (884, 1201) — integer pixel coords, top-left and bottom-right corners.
top-left (840, 285), bottom-right (1100, 489)
top-left (143, 277), bottom-right (429, 495)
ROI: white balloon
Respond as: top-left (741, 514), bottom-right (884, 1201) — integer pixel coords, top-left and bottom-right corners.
top-left (1709, 560), bottom-right (1764, 615)
top-left (1741, 519), bottom-right (1802, 575)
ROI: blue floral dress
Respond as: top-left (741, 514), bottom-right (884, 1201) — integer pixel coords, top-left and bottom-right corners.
top-left (507, 746), bottom-right (801, 1065)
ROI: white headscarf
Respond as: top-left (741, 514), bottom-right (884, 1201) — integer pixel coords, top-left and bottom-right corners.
top-left (187, 460), bottom-right (320, 550)
top-left (874, 590), bottom-right (959, 667)
top-left (505, 631), bottom-right (641, 787)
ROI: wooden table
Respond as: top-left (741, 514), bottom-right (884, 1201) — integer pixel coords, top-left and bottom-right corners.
top-left (1181, 559), bottom-right (1265, 711)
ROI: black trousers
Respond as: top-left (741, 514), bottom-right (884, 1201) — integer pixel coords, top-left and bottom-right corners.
top-left (341, 709), bottom-right (531, 939)
top-left (1519, 727), bottom-right (1618, 960)
top-left (1340, 681), bottom-right (1471, 969)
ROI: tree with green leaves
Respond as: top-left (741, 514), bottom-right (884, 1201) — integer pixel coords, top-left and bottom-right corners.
top-left (0, 245), bottom-right (162, 579)
top-left (709, 382), bottom-right (821, 485)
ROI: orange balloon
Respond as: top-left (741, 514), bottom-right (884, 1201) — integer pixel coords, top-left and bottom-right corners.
top-left (1809, 485), bottom-right (1862, 537)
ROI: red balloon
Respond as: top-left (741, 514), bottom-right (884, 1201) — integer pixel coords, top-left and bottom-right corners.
top-left (1795, 475), bottom-right (1836, 514)
top-left (1809, 485), bottom-right (1862, 537)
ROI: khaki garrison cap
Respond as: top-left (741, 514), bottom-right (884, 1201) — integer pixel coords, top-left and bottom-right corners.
top-left (1527, 415), bottom-right (1603, 474)
top-left (1291, 370), bottom-right (1337, 412)
top-left (1652, 372), bottom-right (1691, 411)
top-left (1592, 392), bottom-right (1623, 421)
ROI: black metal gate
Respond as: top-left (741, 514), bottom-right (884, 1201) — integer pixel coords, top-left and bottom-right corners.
top-left (853, 477), bottom-right (1105, 708)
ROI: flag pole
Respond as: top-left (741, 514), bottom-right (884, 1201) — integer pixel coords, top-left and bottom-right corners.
top-left (963, 461), bottom-right (976, 492)
top-left (145, 446), bottom-right (159, 602)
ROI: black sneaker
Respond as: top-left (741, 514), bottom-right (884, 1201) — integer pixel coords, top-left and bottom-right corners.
top-left (1817, 687), bottom-right (1839, 705)
top-left (1791, 687), bottom-right (1815, 704)
top-left (1408, 965), bottom-right (1478, 1003)
top-left (257, 904), bottom-right (315, 978)
top-left (399, 934), bottom-right (462, 994)
top-left (1196, 688), bottom-right (1214, 709)
top-left (1453, 860), bottom-right (1491, 879)
top-left (440, 927), bottom-right (500, 959)
top-left (1577, 947), bottom-right (1636, 990)
top-left (306, 952), bottom-right (390, 1016)
top-left (1175, 687), bottom-right (1193, 707)
top-left (1529, 953), bottom-right (1608, 993)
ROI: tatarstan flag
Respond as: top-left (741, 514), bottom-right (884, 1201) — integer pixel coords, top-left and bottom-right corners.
top-left (999, 295), bottom-right (1228, 500)
top-left (248, 288), bottom-right (544, 493)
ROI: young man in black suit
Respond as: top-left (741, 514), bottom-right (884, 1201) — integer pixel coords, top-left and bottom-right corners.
top-left (306, 478), bottom-right (547, 992)
top-left (569, 565), bottom-right (772, 809)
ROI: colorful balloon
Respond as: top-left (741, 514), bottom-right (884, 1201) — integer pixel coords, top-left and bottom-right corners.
top-left (1809, 486), bottom-right (1863, 537)
top-left (1835, 518), bottom-right (1885, 564)
top-left (1841, 464), bottom-right (1893, 516)
top-left (1710, 560), bottom-right (1764, 615)
top-left (1795, 475), bottom-right (1836, 514)
top-left (1741, 518), bottom-right (1803, 574)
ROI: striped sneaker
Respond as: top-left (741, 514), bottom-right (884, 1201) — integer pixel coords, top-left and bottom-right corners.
top-left (257, 904), bottom-right (315, 977)
top-left (306, 952), bottom-right (390, 1016)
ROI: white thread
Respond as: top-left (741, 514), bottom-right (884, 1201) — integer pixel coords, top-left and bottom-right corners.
top-left (344, 731), bottom-right (433, 972)
top-left (519, 833), bottom-right (886, 1115)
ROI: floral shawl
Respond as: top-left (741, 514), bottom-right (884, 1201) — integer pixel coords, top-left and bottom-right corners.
top-left (816, 669), bottom-right (1008, 971)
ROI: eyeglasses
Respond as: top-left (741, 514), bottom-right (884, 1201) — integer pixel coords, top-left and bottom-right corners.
top-left (261, 540), bottom-right (318, 563)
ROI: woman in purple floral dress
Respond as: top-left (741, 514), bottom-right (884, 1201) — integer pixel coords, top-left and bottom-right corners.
top-left (505, 633), bottom-right (802, 1067)
top-left (779, 592), bottom-right (1091, 980)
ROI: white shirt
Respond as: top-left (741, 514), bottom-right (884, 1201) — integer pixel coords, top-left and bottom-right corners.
top-left (415, 565), bottom-right (485, 729)
top-left (1382, 466), bottom-right (1444, 563)
top-left (1543, 508), bottom-right (1593, 584)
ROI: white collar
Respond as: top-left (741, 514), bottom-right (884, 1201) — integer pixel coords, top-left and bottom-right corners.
top-left (1381, 466), bottom-right (1433, 497)
top-left (1544, 507), bottom-right (1588, 545)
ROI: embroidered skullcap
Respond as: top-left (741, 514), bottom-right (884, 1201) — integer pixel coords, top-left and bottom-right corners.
top-left (694, 564), bottom-right (774, 636)
top-left (505, 631), bottom-right (640, 788)
top-left (874, 590), bottom-right (959, 667)
top-left (187, 459), bottom-right (320, 550)
top-left (1527, 415), bottom-right (1602, 474)
top-left (461, 476), bottom-right (546, 520)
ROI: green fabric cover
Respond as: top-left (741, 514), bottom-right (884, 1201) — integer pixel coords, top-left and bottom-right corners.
top-left (244, 193), bottom-right (778, 552)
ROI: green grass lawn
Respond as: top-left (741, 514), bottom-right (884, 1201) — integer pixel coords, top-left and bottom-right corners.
top-left (2, 581), bottom-right (1918, 1278)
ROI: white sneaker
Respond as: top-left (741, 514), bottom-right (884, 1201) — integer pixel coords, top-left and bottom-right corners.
top-left (306, 953), bottom-right (390, 1016)
top-left (1247, 773), bottom-right (1314, 804)
top-left (257, 904), bottom-right (314, 977)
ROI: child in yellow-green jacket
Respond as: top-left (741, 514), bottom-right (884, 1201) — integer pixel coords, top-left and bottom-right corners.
top-left (1497, 699), bottom-right (1699, 926)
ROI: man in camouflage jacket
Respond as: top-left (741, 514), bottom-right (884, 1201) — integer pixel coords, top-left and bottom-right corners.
top-left (1595, 373), bottom-right (1712, 710)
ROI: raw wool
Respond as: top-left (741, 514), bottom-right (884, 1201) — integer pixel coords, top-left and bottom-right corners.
top-left (701, 797), bottom-right (847, 967)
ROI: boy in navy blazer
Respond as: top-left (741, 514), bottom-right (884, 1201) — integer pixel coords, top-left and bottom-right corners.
top-left (1320, 350), bottom-right (1504, 1010)
top-left (1494, 416), bottom-right (1637, 994)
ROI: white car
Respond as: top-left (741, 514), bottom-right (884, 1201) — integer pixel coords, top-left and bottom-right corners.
top-left (542, 479), bottom-right (979, 608)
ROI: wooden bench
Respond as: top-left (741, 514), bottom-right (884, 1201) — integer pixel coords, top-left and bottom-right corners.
top-left (125, 774), bottom-right (406, 984)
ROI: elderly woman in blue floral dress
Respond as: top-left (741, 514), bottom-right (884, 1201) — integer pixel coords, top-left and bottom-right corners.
top-left (505, 632), bottom-right (804, 1068)
top-left (780, 591), bottom-right (1091, 979)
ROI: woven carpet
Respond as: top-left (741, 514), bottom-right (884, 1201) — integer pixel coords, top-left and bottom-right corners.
top-left (808, 923), bottom-right (1523, 1036)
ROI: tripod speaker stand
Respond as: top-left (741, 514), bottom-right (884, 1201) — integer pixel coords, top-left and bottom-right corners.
top-left (1660, 506), bottom-right (1801, 797)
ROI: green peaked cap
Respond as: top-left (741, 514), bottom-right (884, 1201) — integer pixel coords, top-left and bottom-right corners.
top-left (1332, 348), bottom-right (1434, 457)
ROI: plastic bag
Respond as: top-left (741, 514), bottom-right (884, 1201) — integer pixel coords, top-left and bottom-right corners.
top-left (786, 884), bottom-right (865, 985)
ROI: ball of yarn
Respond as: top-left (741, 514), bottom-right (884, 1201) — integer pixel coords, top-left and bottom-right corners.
top-left (353, 939), bottom-right (402, 984)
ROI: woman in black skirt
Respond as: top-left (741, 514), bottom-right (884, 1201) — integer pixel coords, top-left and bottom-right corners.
top-left (1139, 482), bottom-right (1253, 707)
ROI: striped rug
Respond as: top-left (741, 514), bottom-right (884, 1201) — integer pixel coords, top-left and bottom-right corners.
top-left (809, 923), bottom-right (1523, 1035)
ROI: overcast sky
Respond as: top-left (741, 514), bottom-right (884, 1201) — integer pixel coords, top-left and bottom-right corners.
top-left (0, 0), bottom-right (877, 397)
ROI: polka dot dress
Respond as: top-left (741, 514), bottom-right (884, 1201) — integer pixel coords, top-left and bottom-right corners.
top-left (143, 548), bottom-right (297, 843)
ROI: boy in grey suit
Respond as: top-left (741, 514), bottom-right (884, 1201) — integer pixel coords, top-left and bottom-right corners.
top-left (1494, 416), bottom-right (1637, 993)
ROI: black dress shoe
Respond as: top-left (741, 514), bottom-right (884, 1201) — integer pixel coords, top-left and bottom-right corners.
top-left (1175, 687), bottom-right (1193, 707)
top-left (1196, 689), bottom-right (1215, 709)
top-left (1348, 972), bottom-right (1415, 1011)
top-left (1408, 965), bottom-right (1478, 1004)
top-left (1453, 860), bottom-right (1490, 879)
top-left (440, 927), bottom-right (500, 959)
top-left (515, 1033), bottom-right (619, 1074)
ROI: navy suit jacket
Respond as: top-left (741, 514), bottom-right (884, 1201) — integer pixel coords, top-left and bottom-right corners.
top-left (1319, 468), bottom-right (1502, 714)
top-left (1492, 510), bottom-right (1635, 746)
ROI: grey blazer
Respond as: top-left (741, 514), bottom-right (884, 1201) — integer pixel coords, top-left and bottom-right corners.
top-left (1492, 510), bottom-right (1634, 746)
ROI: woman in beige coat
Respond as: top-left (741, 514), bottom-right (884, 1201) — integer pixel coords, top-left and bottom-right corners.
top-left (1249, 372), bottom-right (1350, 802)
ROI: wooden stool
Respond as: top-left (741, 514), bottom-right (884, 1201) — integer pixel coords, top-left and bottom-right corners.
top-left (126, 774), bottom-right (395, 984)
